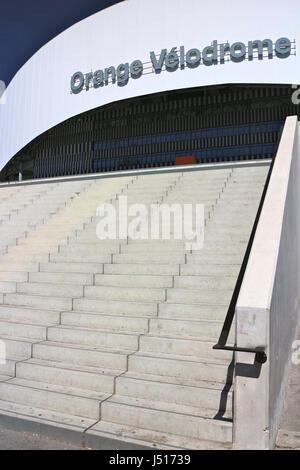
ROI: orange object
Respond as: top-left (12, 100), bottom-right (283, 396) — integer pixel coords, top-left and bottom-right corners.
top-left (175, 156), bottom-right (196, 166)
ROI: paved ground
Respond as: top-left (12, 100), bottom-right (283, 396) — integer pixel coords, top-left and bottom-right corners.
top-left (276, 333), bottom-right (300, 450)
top-left (0, 425), bottom-right (85, 450)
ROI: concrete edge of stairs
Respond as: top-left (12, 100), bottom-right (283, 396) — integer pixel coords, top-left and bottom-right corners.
top-left (0, 159), bottom-right (271, 189)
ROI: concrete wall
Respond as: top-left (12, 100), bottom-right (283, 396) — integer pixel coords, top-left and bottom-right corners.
top-left (233, 116), bottom-right (300, 449)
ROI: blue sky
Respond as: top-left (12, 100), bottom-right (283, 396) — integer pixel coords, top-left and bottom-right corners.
top-left (0, 0), bottom-right (122, 85)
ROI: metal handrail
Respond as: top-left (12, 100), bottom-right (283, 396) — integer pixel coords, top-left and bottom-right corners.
top-left (213, 127), bottom-right (284, 365)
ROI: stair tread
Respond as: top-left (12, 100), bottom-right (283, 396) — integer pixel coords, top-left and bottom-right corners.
top-left (5, 292), bottom-right (73, 301)
top-left (22, 357), bottom-right (123, 377)
top-left (0, 318), bottom-right (50, 328)
top-left (118, 371), bottom-right (233, 391)
top-left (35, 340), bottom-right (133, 356)
top-left (90, 418), bottom-right (234, 449)
top-left (132, 350), bottom-right (233, 366)
top-left (167, 287), bottom-right (233, 292)
top-left (64, 310), bottom-right (224, 326)
top-left (18, 281), bottom-right (84, 288)
top-left (1, 377), bottom-right (110, 401)
top-left (78, 297), bottom-right (160, 305)
top-left (0, 398), bottom-right (96, 430)
top-left (0, 334), bottom-right (39, 344)
top-left (86, 420), bottom-right (183, 449)
top-left (105, 394), bottom-right (233, 422)
top-left (143, 333), bottom-right (222, 343)
top-left (87, 285), bottom-right (166, 292)
top-left (64, 309), bottom-right (154, 319)
top-left (63, 309), bottom-right (155, 320)
top-left (152, 317), bottom-right (224, 325)
top-left (0, 304), bottom-right (60, 314)
top-left (49, 324), bottom-right (140, 338)
top-left (164, 300), bottom-right (229, 307)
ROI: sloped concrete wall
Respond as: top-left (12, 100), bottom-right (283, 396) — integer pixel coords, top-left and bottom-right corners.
top-left (233, 116), bottom-right (300, 449)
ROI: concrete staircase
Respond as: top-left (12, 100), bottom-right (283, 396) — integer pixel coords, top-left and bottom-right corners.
top-left (0, 164), bottom-right (269, 449)
top-left (0, 180), bottom-right (93, 256)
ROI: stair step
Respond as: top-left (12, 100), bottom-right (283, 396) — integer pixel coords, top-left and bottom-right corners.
top-left (0, 281), bottom-right (17, 293)
top-left (33, 341), bottom-right (129, 370)
top-left (0, 305), bottom-right (60, 325)
top-left (73, 298), bottom-right (157, 316)
top-left (104, 263), bottom-right (179, 275)
top-left (17, 237), bottom-right (68, 247)
top-left (74, 236), bottom-right (126, 246)
top-left (95, 274), bottom-right (173, 288)
top-left (0, 320), bottom-right (47, 340)
top-left (174, 275), bottom-right (236, 289)
top-left (17, 282), bottom-right (84, 298)
top-left (50, 253), bottom-right (111, 263)
top-left (149, 318), bottom-right (232, 342)
top-left (0, 263), bottom-right (39, 273)
top-left (0, 336), bottom-right (36, 359)
top-left (0, 375), bottom-right (11, 382)
top-left (16, 359), bottom-right (118, 394)
top-left (12, 245), bottom-right (58, 255)
top-left (86, 419), bottom-right (232, 449)
top-left (3, 293), bottom-right (73, 311)
top-left (61, 312), bottom-right (149, 334)
top-left (40, 262), bottom-right (104, 274)
top-left (0, 358), bottom-right (17, 377)
top-left (0, 378), bottom-right (108, 419)
top-left (61, 239), bottom-right (121, 251)
top-left (121, 245), bottom-right (187, 254)
top-left (158, 302), bottom-right (228, 321)
top-left (166, 288), bottom-right (232, 304)
top-left (180, 264), bottom-right (240, 276)
top-left (129, 352), bottom-right (233, 383)
top-left (115, 374), bottom-right (232, 413)
top-left (29, 271), bottom-right (94, 285)
top-left (101, 395), bottom-right (232, 443)
top-left (140, 335), bottom-right (231, 360)
top-left (0, 166), bottom-right (268, 448)
top-left (113, 253), bottom-right (186, 264)
top-left (47, 325), bottom-right (139, 351)
top-left (84, 285), bottom-right (166, 302)
top-left (0, 272), bottom-right (28, 282)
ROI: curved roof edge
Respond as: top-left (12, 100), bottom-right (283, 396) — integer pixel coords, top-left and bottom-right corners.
top-left (0, 0), bottom-right (299, 172)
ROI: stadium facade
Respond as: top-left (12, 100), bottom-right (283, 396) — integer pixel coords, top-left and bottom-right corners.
top-left (0, 1), bottom-right (299, 450)
top-left (0, 0), bottom-right (299, 181)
